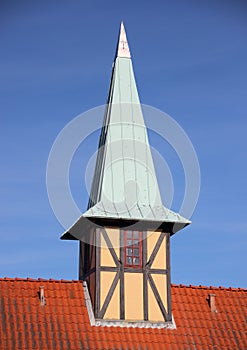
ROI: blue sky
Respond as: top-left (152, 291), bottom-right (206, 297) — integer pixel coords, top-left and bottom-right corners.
top-left (1, 0), bottom-right (246, 288)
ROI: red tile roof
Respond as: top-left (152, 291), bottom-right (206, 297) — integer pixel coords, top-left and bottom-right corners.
top-left (0, 278), bottom-right (246, 349)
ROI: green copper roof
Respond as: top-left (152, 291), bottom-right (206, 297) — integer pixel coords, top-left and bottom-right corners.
top-left (61, 23), bottom-right (190, 239)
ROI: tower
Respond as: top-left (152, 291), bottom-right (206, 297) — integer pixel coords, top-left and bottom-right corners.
top-left (62, 22), bottom-right (190, 326)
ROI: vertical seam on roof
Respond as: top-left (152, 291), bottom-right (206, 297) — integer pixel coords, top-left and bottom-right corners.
top-left (101, 66), bottom-right (115, 202)
top-left (129, 60), bottom-right (139, 208)
top-left (89, 59), bottom-right (116, 208)
top-left (145, 112), bottom-right (151, 208)
top-left (118, 60), bottom-right (125, 210)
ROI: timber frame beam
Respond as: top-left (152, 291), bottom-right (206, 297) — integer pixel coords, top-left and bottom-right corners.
top-left (90, 227), bottom-right (172, 322)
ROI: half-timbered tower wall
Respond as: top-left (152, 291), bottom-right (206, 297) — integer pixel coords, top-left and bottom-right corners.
top-left (80, 226), bottom-right (171, 322)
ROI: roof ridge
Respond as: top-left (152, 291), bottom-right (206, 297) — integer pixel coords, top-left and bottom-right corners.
top-left (171, 283), bottom-right (247, 292)
top-left (0, 277), bottom-right (82, 283)
top-left (0, 278), bottom-right (246, 291)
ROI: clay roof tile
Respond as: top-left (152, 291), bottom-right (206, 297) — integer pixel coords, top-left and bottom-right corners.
top-left (0, 278), bottom-right (246, 350)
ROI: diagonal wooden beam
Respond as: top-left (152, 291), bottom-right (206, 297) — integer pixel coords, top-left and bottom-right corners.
top-left (147, 232), bottom-right (165, 268)
top-left (101, 228), bottom-right (120, 267)
top-left (83, 267), bottom-right (96, 278)
top-left (98, 270), bottom-right (120, 319)
top-left (148, 273), bottom-right (169, 321)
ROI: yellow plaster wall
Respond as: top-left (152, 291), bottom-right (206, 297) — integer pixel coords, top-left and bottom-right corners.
top-left (105, 227), bottom-right (120, 255)
top-left (98, 228), bottom-right (168, 322)
top-left (147, 230), bottom-right (159, 262)
top-left (147, 281), bottom-right (163, 321)
top-left (100, 227), bottom-right (119, 266)
top-left (152, 274), bottom-right (168, 310)
top-left (100, 235), bottom-right (115, 267)
top-left (100, 227), bottom-right (120, 253)
top-left (125, 273), bottom-right (143, 320)
top-left (100, 271), bottom-right (119, 319)
top-left (151, 235), bottom-right (166, 269)
top-left (147, 230), bottom-right (166, 269)
top-left (104, 280), bottom-right (120, 319)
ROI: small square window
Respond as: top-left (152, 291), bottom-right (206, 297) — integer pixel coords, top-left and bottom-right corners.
top-left (124, 231), bottom-right (142, 268)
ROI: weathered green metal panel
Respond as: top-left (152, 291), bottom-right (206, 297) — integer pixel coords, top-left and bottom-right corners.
top-left (62, 23), bottom-right (190, 240)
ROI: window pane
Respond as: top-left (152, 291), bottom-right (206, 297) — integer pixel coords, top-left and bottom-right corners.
top-left (133, 258), bottom-right (139, 265)
top-left (127, 257), bottom-right (133, 265)
top-left (133, 240), bottom-right (139, 246)
top-left (126, 248), bottom-right (132, 256)
top-left (133, 231), bottom-right (139, 238)
top-left (133, 248), bottom-right (139, 257)
top-left (127, 239), bottom-right (132, 246)
top-left (127, 231), bottom-right (132, 238)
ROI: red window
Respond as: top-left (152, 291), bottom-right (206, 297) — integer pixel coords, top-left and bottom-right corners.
top-left (124, 230), bottom-right (142, 267)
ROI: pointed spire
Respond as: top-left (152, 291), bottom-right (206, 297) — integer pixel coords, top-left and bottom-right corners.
top-left (82, 23), bottom-right (190, 229)
top-left (117, 21), bottom-right (131, 58)
top-left (61, 23), bottom-right (190, 240)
